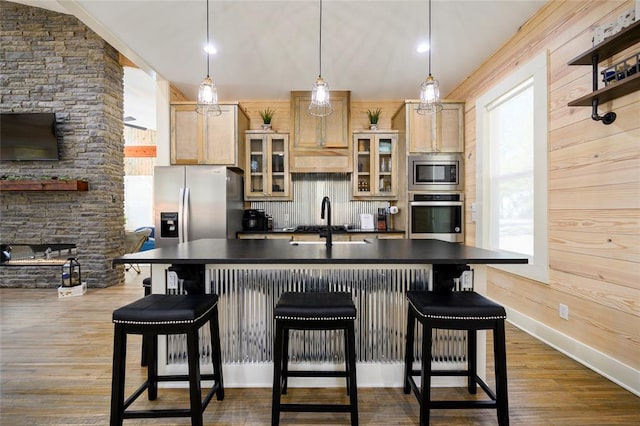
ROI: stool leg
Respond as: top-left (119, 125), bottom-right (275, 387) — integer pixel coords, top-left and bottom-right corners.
top-left (110, 325), bottom-right (126, 426)
top-left (494, 321), bottom-right (509, 426)
top-left (147, 333), bottom-right (158, 400)
top-left (141, 333), bottom-right (148, 367)
top-left (467, 330), bottom-right (477, 394)
top-left (344, 328), bottom-right (351, 396)
top-left (281, 328), bottom-right (290, 395)
top-left (271, 321), bottom-right (284, 426)
top-left (403, 308), bottom-right (416, 394)
top-left (209, 305), bottom-right (225, 400)
top-left (346, 322), bottom-right (359, 426)
top-left (419, 323), bottom-right (433, 426)
top-left (186, 329), bottom-right (204, 426)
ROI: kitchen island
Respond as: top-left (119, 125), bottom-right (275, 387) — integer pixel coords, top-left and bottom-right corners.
top-left (113, 238), bottom-right (527, 387)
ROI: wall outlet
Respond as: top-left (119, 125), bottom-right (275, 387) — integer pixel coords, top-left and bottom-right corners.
top-left (167, 271), bottom-right (178, 290)
top-left (559, 303), bottom-right (569, 320)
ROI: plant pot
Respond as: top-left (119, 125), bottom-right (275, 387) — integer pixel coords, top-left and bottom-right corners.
top-left (370, 124), bottom-right (378, 130)
top-left (262, 124), bottom-right (272, 131)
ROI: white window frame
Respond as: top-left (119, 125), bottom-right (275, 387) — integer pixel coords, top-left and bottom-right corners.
top-left (476, 51), bottom-right (549, 283)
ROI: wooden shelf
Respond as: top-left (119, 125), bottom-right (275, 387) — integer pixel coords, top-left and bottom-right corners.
top-left (569, 20), bottom-right (640, 65)
top-left (0, 179), bottom-right (89, 191)
top-left (568, 72), bottom-right (640, 106)
top-left (567, 20), bottom-right (640, 118)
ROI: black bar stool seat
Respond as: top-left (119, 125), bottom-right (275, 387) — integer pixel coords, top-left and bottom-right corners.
top-left (110, 294), bottom-right (224, 426)
top-left (272, 291), bottom-right (359, 426)
top-left (403, 290), bottom-right (509, 426)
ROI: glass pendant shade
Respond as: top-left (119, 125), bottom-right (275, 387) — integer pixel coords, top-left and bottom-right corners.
top-left (309, 76), bottom-right (333, 117)
top-left (417, 74), bottom-right (442, 114)
top-left (196, 75), bottom-right (221, 116)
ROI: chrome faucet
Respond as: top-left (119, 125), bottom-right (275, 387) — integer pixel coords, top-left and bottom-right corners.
top-left (320, 196), bottom-right (332, 247)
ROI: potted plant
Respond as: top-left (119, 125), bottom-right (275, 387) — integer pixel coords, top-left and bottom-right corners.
top-left (367, 108), bottom-right (382, 130)
top-left (259, 107), bottom-right (274, 130)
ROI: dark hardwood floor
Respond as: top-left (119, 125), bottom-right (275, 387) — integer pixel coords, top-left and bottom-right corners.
top-left (1, 267), bottom-right (638, 425)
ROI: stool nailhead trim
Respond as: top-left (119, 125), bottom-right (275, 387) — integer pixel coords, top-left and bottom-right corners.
top-left (113, 302), bottom-right (217, 326)
top-left (408, 300), bottom-right (506, 321)
top-left (275, 315), bottom-right (356, 321)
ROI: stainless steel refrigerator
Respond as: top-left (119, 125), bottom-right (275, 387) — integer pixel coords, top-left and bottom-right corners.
top-left (154, 166), bottom-right (243, 248)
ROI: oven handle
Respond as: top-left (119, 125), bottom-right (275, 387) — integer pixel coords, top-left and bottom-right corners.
top-left (410, 201), bottom-right (463, 207)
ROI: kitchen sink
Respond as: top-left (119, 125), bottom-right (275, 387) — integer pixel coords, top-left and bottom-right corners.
top-left (289, 239), bottom-right (371, 245)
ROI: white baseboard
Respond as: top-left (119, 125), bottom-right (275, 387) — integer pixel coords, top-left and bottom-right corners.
top-left (505, 307), bottom-right (640, 397)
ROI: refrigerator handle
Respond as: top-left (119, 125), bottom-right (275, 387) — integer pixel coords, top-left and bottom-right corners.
top-left (182, 187), bottom-right (190, 243)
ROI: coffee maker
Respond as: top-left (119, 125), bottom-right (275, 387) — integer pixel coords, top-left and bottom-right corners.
top-left (377, 207), bottom-right (388, 231)
top-left (242, 209), bottom-right (267, 231)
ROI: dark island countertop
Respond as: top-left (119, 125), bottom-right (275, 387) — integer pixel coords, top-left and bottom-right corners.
top-left (112, 238), bottom-right (527, 266)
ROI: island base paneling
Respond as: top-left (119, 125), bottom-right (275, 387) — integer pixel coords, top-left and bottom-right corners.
top-left (151, 264), bottom-right (486, 387)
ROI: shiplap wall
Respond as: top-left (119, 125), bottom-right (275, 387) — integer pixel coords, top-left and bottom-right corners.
top-left (448, 0), bottom-right (639, 373)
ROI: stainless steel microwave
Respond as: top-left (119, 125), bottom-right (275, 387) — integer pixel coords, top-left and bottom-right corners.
top-left (408, 153), bottom-right (463, 191)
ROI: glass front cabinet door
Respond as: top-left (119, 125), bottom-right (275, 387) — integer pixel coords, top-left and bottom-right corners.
top-left (245, 131), bottom-right (290, 200)
top-left (353, 131), bottom-right (398, 199)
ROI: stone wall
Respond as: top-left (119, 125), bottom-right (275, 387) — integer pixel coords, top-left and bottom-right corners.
top-left (0, 2), bottom-right (126, 288)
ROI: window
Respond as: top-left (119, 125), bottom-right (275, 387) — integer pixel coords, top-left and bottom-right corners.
top-left (476, 51), bottom-right (548, 283)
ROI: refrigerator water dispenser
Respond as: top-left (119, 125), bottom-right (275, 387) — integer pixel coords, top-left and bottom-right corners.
top-left (160, 212), bottom-right (179, 238)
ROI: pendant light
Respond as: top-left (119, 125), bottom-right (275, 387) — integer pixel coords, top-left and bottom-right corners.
top-left (309, 0), bottom-right (332, 117)
top-left (196, 0), bottom-right (221, 116)
top-left (417, 0), bottom-right (442, 115)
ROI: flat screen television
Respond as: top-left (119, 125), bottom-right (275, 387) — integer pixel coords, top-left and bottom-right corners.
top-left (0, 113), bottom-right (60, 161)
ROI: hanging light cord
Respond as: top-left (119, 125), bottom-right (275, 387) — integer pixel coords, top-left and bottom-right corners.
top-left (206, 0), bottom-right (210, 77)
top-left (318, 0), bottom-right (323, 78)
top-left (427, 0), bottom-right (432, 77)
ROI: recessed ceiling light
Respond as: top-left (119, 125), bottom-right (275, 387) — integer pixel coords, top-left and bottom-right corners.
top-left (416, 42), bottom-right (429, 53)
top-left (204, 44), bottom-right (217, 55)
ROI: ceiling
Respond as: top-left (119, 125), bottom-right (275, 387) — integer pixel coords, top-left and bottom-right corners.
top-left (11, 0), bottom-right (547, 130)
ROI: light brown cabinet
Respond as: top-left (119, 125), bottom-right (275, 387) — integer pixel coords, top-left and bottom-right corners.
top-left (244, 131), bottom-right (291, 200)
top-left (170, 102), bottom-right (248, 167)
top-left (289, 90), bottom-right (352, 172)
top-left (352, 131), bottom-right (398, 199)
top-left (393, 101), bottom-right (464, 153)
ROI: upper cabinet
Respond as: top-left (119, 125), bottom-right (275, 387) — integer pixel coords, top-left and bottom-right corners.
top-left (289, 91), bottom-right (352, 172)
top-left (245, 131), bottom-right (291, 200)
top-left (393, 101), bottom-right (464, 153)
top-left (352, 131), bottom-right (398, 199)
top-left (170, 102), bottom-right (249, 168)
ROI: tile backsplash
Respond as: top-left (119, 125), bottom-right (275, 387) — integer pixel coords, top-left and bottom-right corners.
top-left (250, 173), bottom-right (389, 229)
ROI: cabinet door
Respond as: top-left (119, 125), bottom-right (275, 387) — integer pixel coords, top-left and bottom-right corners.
top-left (354, 135), bottom-right (373, 196)
top-left (170, 104), bottom-right (202, 164)
top-left (438, 102), bottom-right (464, 152)
top-left (246, 134), bottom-right (267, 197)
top-left (203, 107), bottom-right (236, 165)
top-left (376, 134), bottom-right (396, 197)
top-left (268, 134), bottom-right (289, 198)
top-left (407, 103), bottom-right (436, 153)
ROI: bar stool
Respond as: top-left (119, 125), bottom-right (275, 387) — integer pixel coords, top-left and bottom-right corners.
top-left (110, 294), bottom-right (224, 426)
top-left (403, 290), bottom-right (509, 426)
top-left (271, 291), bottom-right (358, 426)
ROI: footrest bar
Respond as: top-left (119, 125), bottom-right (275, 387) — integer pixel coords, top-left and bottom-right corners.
top-left (123, 408), bottom-right (191, 419)
top-left (286, 370), bottom-right (348, 378)
top-left (429, 400), bottom-right (498, 409)
top-left (280, 403), bottom-right (352, 413)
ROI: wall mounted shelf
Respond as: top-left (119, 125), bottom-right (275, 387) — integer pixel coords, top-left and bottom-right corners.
top-left (0, 179), bottom-right (89, 191)
top-left (567, 20), bottom-right (640, 124)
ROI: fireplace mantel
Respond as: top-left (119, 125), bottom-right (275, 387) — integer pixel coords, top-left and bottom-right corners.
top-left (0, 179), bottom-right (88, 191)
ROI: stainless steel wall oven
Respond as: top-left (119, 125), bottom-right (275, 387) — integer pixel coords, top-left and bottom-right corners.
top-left (409, 193), bottom-right (464, 242)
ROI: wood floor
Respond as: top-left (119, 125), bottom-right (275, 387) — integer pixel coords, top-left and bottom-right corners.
top-left (1, 268), bottom-right (638, 425)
